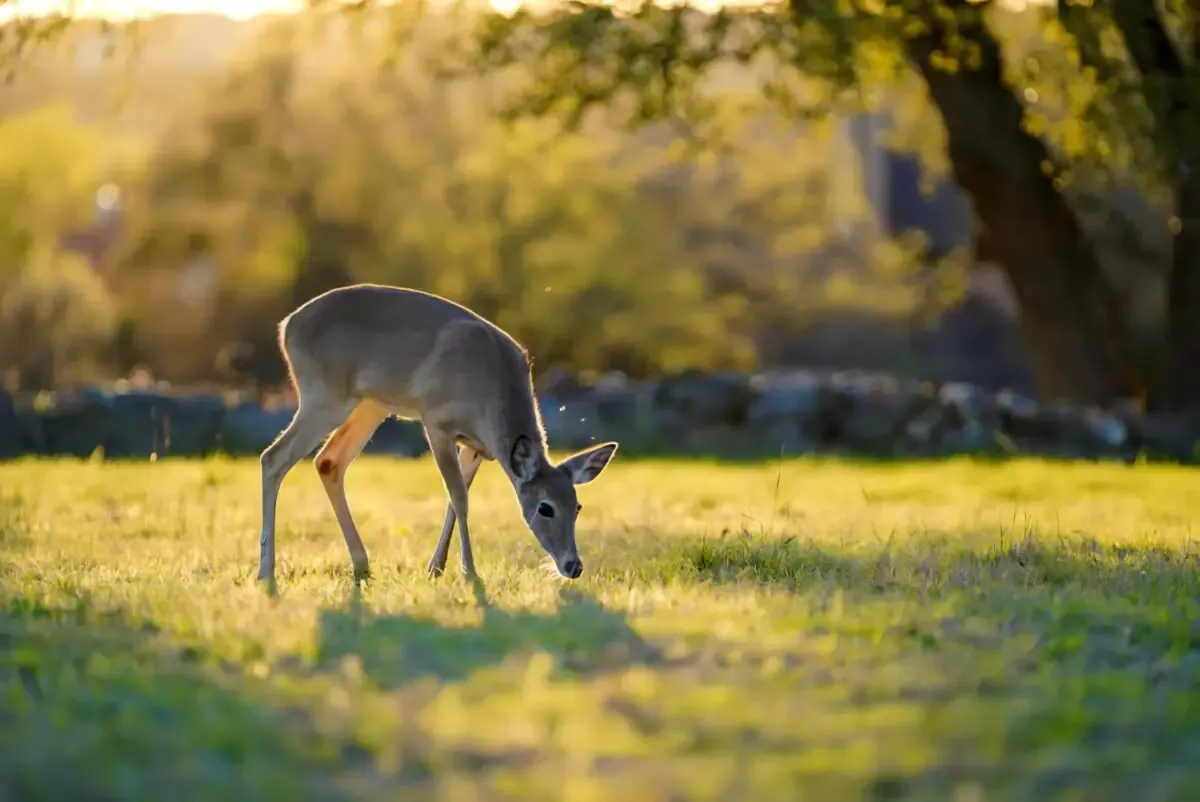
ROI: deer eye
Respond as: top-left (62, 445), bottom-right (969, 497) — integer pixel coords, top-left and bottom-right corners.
top-left (536, 502), bottom-right (555, 518)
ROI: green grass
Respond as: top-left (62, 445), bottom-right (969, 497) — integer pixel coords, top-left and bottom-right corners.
top-left (1, 455), bottom-right (1199, 801)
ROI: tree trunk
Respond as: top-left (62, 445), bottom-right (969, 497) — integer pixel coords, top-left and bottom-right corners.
top-left (1159, 172), bottom-right (1200, 411)
top-left (902, 4), bottom-right (1142, 406)
top-left (1103, 0), bottom-right (1200, 413)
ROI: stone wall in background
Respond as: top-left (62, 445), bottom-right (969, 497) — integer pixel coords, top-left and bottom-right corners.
top-left (2, 368), bottom-right (1198, 464)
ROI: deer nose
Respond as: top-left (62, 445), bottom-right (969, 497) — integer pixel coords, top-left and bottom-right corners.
top-left (562, 558), bottom-right (583, 579)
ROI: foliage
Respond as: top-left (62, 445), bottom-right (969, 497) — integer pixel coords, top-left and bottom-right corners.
top-left (0, 7), bottom-right (73, 83)
top-left (462, 0), bottom-right (1188, 179)
top-left (460, 0), bottom-right (1200, 407)
top-left (3, 3), bottom-right (1200, 404)
top-left (2, 456), bottom-right (1200, 798)
top-left (0, 104), bottom-right (109, 267)
top-left (466, 1), bottom-right (1174, 258)
top-left (101, 15), bottom-right (939, 386)
top-left (0, 104), bottom-right (126, 387)
top-left (0, 246), bottom-right (117, 386)
top-left (0, 11), bottom-right (1032, 391)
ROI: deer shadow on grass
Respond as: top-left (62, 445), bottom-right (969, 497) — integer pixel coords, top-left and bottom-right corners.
top-left (315, 579), bottom-right (661, 690)
top-left (0, 585), bottom-right (659, 801)
top-left (0, 594), bottom-right (374, 801)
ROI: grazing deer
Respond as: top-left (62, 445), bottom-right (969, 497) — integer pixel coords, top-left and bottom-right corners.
top-left (256, 284), bottom-right (619, 584)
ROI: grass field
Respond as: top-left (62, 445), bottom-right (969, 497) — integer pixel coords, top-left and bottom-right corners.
top-left (2, 454), bottom-right (1199, 801)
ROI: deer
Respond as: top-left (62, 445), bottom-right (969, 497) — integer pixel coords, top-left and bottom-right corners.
top-left (255, 283), bottom-right (620, 585)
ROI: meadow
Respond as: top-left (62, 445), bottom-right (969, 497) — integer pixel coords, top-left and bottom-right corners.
top-left (1, 454), bottom-right (1199, 801)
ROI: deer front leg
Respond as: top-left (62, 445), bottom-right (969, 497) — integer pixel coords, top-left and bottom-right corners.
top-left (426, 428), bottom-right (479, 580)
top-left (427, 443), bottom-right (484, 579)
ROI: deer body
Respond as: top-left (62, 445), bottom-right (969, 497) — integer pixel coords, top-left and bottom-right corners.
top-left (257, 284), bottom-right (618, 584)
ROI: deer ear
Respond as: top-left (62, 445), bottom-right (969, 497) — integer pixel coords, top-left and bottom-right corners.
top-left (509, 435), bottom-right (539, 483)
top-left (561, 442), bottom-right (619, 486)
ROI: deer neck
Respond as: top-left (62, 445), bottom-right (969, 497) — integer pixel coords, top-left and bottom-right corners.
top-left (483, 372), bottom-right (551, 487)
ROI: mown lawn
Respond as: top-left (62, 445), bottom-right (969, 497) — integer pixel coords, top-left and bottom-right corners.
top-left (1, 454), bottom-right (1199, 801)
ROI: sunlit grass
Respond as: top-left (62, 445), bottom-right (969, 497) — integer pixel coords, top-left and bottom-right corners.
top-left (2, 455), bottom-right (1199, 800)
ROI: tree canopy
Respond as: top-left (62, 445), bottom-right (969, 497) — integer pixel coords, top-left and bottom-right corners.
top-left (459, 0), bottom-right (1200, 410)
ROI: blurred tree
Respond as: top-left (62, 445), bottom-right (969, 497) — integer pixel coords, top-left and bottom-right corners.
top-left (0, 103), bottom-right (126, 389)
top-left (0, 247), bottom-right (117, 388)
top-left (116, 20), bottom-right (776, 384)
top-left (0, 9), bottom-right (72, 84)
top-left (0, 104), bottom-right (107, 266)
top-left (0, 9), bottom-right (979, 389)
top-left (465, 0), bottom-right (1200, 410)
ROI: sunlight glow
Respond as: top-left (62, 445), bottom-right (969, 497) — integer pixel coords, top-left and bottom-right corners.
top-left (2, 0), bottom-right (304, 20)
top-left (1, 0), bottom-right (1050, 22)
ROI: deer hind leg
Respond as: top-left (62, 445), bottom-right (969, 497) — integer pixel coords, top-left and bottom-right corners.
top-left (313, 399), bottom-right (390, 580)
top-left (427, 443), bottom-right (484, 579)
top-left (425, 427), bottom-right (480, 580)
top-left (258, 389), bottom-right (356, 583)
